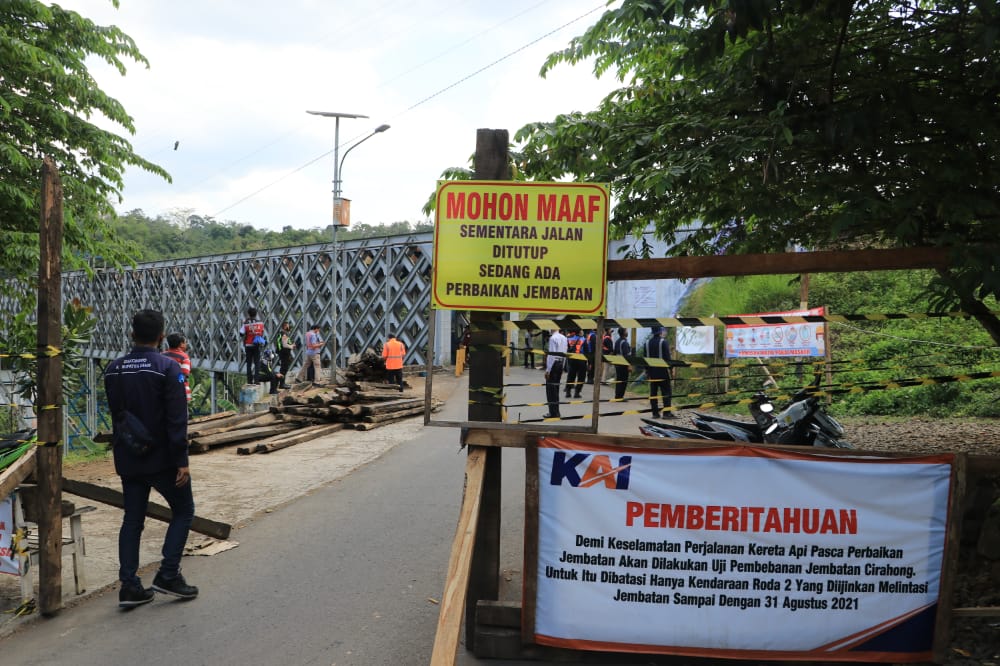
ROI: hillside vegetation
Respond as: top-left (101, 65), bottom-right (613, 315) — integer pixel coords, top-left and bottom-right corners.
top-left (111, 210), bottom-right (432, 262)
top-left (676, 271), bottom-right (1000, 417)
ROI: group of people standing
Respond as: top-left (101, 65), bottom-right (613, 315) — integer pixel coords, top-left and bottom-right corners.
top-left (168, 308), bottom-right (402, 399)
top-left (238, 309), bottom-right (299, 391)
top-left (238, 308), bottom-right (326, 390)
top-left (542, 325), bottom-right (673, 419)
top-left (239, 308), bottom-right (406, 390)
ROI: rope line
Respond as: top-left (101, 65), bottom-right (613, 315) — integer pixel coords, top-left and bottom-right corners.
top-left (465, 310), bottom-right (1000, 332)
top-left (511, 370), bottom-right (1000, 423)
top-left (0, 346), bottom-right (63, 360)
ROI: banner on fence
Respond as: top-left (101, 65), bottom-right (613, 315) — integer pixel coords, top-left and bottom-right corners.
top-left (0, 495), bottom-right (18, 576)
top-left (676, 326), bottom-right (716, 355)
top-left (531, 438), bottom-right (952, 661)
top-left (725, 307), bottom-right (826, 358)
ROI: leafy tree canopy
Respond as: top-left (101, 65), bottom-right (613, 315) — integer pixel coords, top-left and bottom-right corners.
top-left (0, 0), bottom-right (169, 298)
top-left (515, 0), bottom-right (999, 325)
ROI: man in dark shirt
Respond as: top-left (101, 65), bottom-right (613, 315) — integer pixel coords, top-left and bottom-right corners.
top-left (522, 330), bottom-right (536, 369)
top-left (583, 329), bottom-right (599, 385)
top-left (645, 326), bottom-right (674, 419)
top-left (612, 327), bottom-right (632, 400)
top-left (104, 309), bottom-right (199, 608)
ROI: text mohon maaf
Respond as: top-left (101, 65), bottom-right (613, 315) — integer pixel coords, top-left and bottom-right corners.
top-left (445, 190), bottom-right (604, 223)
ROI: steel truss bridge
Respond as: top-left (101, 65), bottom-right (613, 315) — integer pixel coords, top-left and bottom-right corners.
top-left (2, 232), bottom-right (455, 444)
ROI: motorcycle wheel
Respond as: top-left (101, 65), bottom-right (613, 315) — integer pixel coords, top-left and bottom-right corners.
top-left (813, 411), bottom-right (846, 438)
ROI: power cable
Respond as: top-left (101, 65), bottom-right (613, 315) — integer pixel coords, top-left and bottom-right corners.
top-left (378, 0), bottom-right (553, 90)
top-left (396, 4), bottom-right (604, 116)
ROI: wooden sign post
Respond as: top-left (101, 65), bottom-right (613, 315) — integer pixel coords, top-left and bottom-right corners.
top-left (464, 129), bottom-right (509, 651)
top-left (36, 158), bottom-right (64, 615)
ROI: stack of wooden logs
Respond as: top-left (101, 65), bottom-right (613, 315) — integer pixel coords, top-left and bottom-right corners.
top-left (94, 353), bottom-right (440, 456)
top-left (183, 379), bottom-right (440, 456)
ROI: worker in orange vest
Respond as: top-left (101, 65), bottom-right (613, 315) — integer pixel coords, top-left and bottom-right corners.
top-left (382, 331), bottom-right (406, 392)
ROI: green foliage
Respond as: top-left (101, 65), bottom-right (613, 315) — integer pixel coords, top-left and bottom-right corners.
top-left (340, 220), bottom-right (433, 241)
top-left (111, 210), bottom-right (433, 262)
top-left (516, 0), bottom-right (1000, 317)
top-left (0, 0), bottom-right (171, 294)
top-left (677, 272), bottom-right (1000, 417)
top-left (684, 274), bottom-right (801, 317)
top-left (0, 409), bottom-right (15, 434)
top-left (1, 299), bottom-right (97, 405)
top-left (810, 271), bottom-right (1000, 416)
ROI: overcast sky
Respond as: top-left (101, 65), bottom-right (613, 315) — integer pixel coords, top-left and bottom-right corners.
top-left (61, 0), bottom-right (619, 232)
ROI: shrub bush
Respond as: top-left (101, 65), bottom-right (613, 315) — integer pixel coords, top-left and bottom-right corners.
top-left (677, 271), bottom-right (1000, 417)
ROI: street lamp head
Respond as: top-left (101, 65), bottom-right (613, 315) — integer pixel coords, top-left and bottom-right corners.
top-left (375, 124), bottom-right (391, 133)
top-left (306, 110), bottom-right (370, 120)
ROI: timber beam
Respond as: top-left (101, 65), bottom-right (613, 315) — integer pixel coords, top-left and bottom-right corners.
top-left (607, 247), bottom-right (950, 281)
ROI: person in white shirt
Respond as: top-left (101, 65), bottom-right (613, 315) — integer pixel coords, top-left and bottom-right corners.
top-left (544, 327), bottom-right (568, 418)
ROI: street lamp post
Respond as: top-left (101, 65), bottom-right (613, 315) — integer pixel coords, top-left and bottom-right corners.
top-left (306, 111), bottom-right (389, 374)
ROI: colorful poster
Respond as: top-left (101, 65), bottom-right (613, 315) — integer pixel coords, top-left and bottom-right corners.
top-left (432, 181), bottom-right (609, 314)
top-left (725, 307), bottom-right (826, 358)
top-left (0, 495), bottom-right (18, 576)
top-left (533, 438), bottom-right (952, 662)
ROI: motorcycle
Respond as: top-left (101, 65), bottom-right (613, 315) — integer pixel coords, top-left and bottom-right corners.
top-left (640, 391), bottom-right (852, 449)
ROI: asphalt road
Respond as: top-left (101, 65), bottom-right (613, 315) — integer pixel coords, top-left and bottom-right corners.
top-left (1, 409), bottom-right (472, 664)
top-left (0, 368), bottom-right (654, 665)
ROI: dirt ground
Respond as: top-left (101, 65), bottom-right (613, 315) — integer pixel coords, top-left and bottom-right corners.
top-left (1, 370), bottom-right (998, 662)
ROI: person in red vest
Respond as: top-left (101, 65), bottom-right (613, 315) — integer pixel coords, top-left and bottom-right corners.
top-left (238, 307), bottom-right (266, 384)
top-left (382, 331), bottom-right (406, 391)
top-left (162, 333), bottom-right (192, 405)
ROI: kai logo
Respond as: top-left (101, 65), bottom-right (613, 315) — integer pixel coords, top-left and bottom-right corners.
top-left (549, 452), bottom-right (632, 490)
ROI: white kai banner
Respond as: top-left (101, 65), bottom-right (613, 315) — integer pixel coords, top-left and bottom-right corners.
top-left (533, 439), bottom-right (953, 662)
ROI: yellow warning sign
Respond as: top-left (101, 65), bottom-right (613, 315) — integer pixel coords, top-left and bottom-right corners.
top-left (432, 180), bottom-right (609, 314)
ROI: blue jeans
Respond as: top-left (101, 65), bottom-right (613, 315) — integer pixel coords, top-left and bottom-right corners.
top-left (119, 470), bottom-right (195, 587)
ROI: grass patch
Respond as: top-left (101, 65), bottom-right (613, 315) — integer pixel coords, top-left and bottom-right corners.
top-left (64, 439), bottom-right (111, 465)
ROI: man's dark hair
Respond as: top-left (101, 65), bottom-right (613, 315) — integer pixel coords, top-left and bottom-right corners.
top-left (388, 330), bottom-right (396, 338)
top-left (166, 333), bottom-right (185, 349)
top-left (247, 307), bottom-right (257, 318)
top-left (132, 310), bottom-right (165, 345)
top-left (618, 328), bottom-right (627, 337)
